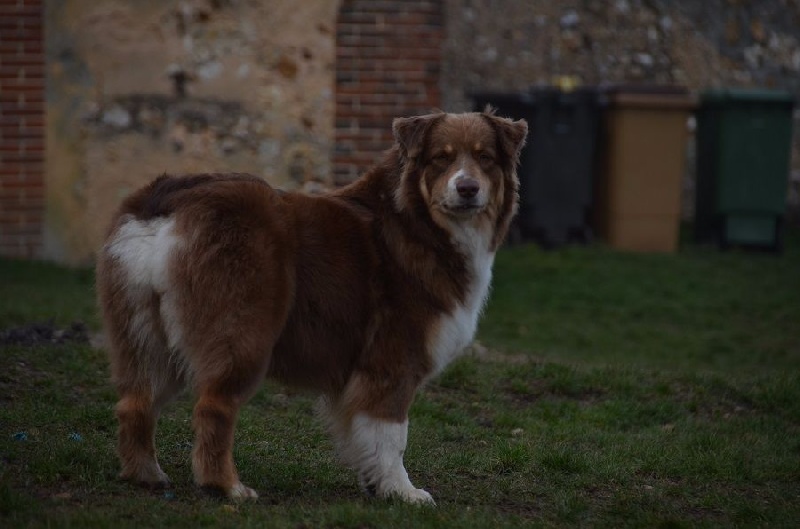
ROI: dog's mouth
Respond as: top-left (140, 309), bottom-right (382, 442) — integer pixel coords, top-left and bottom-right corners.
top-left (440, 201), bottom-right (486, 216)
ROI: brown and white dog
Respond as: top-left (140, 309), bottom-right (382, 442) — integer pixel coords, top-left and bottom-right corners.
top-left (96, 109), bottom-right (527, 504)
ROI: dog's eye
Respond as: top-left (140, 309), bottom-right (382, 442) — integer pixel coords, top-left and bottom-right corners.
top-left (432, 152), bottom-right (452, 165)
top-left (477, 153), bottom-right (494, 167)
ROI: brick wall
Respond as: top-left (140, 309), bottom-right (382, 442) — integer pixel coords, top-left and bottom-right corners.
top-left (0, 0), bottom-right (45, 259)
top-left (333, 0), bottom-right (443, 183)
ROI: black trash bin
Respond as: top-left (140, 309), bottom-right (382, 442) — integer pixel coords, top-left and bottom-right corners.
top-left (473, 88), bottom-right (602, 247)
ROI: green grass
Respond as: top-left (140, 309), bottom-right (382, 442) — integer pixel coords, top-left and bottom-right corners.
top-left (0, 259), bottom-right (99, 329)
top-left (482, 231), bottom-right (800, 372)
top-left (2, 231), bottom-right (800, 527)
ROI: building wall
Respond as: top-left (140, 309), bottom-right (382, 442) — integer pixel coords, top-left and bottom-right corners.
top-left (2, 0), bottom-right (799, 262)
top-left (44, 0), bottom-right (339, 264)
top-left (0, 0), bottom-right (45, 259)
top-left (6, 0), bottom-right (445, 263)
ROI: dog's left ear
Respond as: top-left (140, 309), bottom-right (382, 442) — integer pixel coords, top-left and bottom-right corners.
top-left (392, 112), bottom-right (445, 159)
top-left (482, 112), bottom-right (528, 166)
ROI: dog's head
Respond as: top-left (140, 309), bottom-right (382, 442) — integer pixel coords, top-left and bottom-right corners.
top-left (392, 109), bottom-right (528, 250)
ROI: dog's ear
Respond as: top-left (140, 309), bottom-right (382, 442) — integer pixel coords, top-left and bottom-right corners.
top-left (392, 112), bottom-right (444, 159)
top-left (482, 112), bottom-right (528, 166)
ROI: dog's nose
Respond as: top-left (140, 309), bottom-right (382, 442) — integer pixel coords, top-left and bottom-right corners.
top-left (456, 178), bottom-right (480, 198)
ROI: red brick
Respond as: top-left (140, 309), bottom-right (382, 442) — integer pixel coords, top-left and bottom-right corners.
top-left (0, 128), bottom-right (45, 141)
top-left (0, 161), bottom-right (44, 174)
top-left (20, 116), bottom-right (44, 128)
top-left (0, 3), bottom-right (42, 13)
top-left (0, 116), bottom-right (44, 128)
top-left (0, 53), bottom-right (45, 65)
top-left (2, 224), bottom-right (42, 237)
top-left (334, 0), bottom-right (443, 176)
top-left (0, 41), bottom-right (43, 54)
top-left (0, 142), bottom-right (44, 156)
top-left (0, 104), bottom-right (43, 117)
top-left (0, 77), bottom-right (45, 89)
top-left (1, 149), bottom-right (43, 161)
top-left (0, 211), bottom-right (23, 224)
top-left (0, 197), bottom-right (44, 212)
top-left (0, 67), bottom-right (45, 81)
top-left (0, 27), bottom-right (42, 41)
top-left (19, 17), bottom-right (43, 31)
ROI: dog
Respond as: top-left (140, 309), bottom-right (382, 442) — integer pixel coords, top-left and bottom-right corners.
top-left (96, 109), bottom-right (527, 504)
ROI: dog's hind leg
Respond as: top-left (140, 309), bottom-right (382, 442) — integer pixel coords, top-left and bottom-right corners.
top-left (103, 278), bottom-right (183, 488)
top-left (190, 387), bottom-right (258, 499)
top-left (115, 374), bottom-right (182, 487)
top-left (188, 335), bottom-right (280, 500)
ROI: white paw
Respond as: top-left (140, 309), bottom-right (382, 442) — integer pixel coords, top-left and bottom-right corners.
top-left (227, 481), bottom-right (258, 500)
top-left (148, 466), bottom-right (171, 486)
top-left (121, 463), bottom-right (171, 488)
top-left (384, 486), bottom-right (436, 505)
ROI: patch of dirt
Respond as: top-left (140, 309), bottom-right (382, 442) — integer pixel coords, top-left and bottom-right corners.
top-left (663, 380), bottom-right (756, 421)
top-left (0, 320), bottom-right (90, 347)
top-left (503, 378), bottom-right (607, 408)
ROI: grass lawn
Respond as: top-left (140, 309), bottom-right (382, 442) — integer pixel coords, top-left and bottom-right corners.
top-left (2, 231), bottom-right (799, 527)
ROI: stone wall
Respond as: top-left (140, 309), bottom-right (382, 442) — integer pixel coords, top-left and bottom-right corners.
top-left (442, 0), bottom-right (800, 221)
top-left (45, 0), bottom-right (339, 264)
top-left (443, 0), bottom-right (800, 108)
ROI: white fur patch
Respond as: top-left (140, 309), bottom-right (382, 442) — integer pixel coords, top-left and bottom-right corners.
top-left (107, 216), bottom-right (180, 293)
top-left (427, 223), bottom-right (494, 376)
top-left (447, 168), bottom-right (465, 194)
top-left (228, 481), bottom-right (258, 499)
top-left (340, 414), bottom-right (434, 504)
top-left (106, 216), bottom-right (186, 378)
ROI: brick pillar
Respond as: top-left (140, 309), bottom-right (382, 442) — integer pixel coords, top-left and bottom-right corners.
top-left (334, 0), bottom-right (443, 184)
top-left (0, 0), bottom-right (45, 259)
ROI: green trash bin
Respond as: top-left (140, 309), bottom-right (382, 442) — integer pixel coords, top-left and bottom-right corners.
top-left (695, 89), bottom-right (795, 250)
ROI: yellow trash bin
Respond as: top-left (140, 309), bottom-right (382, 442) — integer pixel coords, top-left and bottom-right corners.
top-left (594, 86), bottom-right (696, 253)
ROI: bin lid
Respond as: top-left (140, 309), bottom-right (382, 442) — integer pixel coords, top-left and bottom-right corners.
top-left (470, 87), bottom-right (600, 110)
top-left (701, 88), bottom-right (795, 106)
top-left (469, 91), bottom-right (539, 110)
top-left (600, 84), bottom-right (696, 110)
top-left (601, 84), bottom-right (690, 96)
top-left (529, 85), bottom-right (599, 98)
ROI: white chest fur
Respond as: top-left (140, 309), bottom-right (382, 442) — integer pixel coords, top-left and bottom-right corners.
top-left (427, 224), bottom-right (495, 377)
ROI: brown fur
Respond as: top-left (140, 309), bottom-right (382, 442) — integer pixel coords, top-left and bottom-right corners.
top-left (97, 110), bottom-right (527, 499)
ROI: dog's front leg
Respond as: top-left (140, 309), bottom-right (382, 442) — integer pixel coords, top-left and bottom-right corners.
top-left (348, 414), bottom-right (434, 505)
top-left (320, 379), bottom-right (435, 505)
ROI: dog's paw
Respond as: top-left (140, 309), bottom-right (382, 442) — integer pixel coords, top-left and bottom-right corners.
top-left (386, 487), bottom-right (435, 505)
top-left (227, 481), bottom-right (258, 500)
top-left (120, 464), bottom-right (171, 489)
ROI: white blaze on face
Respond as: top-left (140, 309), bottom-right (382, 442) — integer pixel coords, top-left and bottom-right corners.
top-left (443, 160), bottom-right (488, 211)
top-left (447, 168), bottom-right (466, 196)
